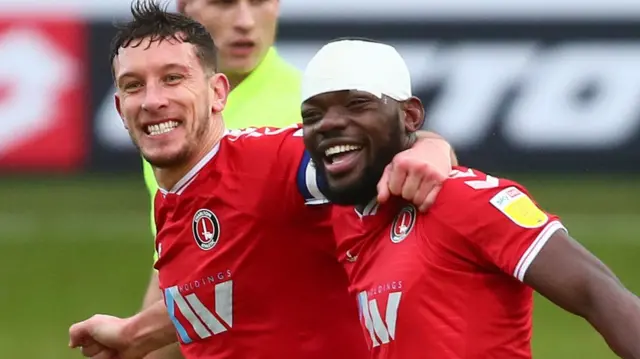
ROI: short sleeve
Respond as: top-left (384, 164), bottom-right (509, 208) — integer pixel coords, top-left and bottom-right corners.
top-left (430, 168), bottom-right (567, 281)
top-left (224, 125), bottom-right (329, 212)
top-left (296, 150), bottom-right (330, 205)
top-left (221, 126), bottom-right (334, 254)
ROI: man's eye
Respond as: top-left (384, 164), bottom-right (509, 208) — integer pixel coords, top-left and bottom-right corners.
top-left (123, 82), bottom-right (142, 92)
top-left (347, 98), bottom-right (370, 108)
top-left (302, 111), bottom-right (322, 124)
top-left (209, 0), bottom-right (235, 6)
top-left (165, 74), bottom-right (183, 84)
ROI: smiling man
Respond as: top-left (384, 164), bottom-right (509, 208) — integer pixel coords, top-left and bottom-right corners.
top-left (136, 1), bottom-right (457, 358)
top-left (69, 3), bottom-right (457, 359)
top-left (139, 2), bottom-right (303, 357)
top-left (301, 39), bottom-right (640, 359)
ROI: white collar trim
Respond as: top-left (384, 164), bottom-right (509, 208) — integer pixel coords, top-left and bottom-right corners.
top-left (354, 198), bottom-right (380, 218)
top-left (158, 140), bottom-right (222, 195)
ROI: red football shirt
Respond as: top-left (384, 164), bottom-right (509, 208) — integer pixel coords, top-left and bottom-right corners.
top-left (153, 126), bottom-right (368, 359)
top-left (332, 166), bottom-right (566, 359)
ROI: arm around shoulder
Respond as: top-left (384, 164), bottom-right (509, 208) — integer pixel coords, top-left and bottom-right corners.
top-left (415, 131), bottom-right (458, 166)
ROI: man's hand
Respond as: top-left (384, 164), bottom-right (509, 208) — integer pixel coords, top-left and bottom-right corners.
top-left (69, 314), bottom-right (139, 359)
top-left (377, 133), bottom-right (453, 212)
top-left (70, 301), bottom-right (178, 359)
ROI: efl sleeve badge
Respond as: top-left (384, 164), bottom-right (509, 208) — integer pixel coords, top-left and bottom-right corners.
top-left (489, 187), bottom-right (548, 229)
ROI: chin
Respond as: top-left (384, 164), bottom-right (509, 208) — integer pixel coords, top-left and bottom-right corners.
top-left (324, 185), bottom-right (377, 206)
top-left (221, 58), bottom-right (256, 76)
top-left (223, 58), bottom-right (258, 75)
top-left (320, 172), bottom-right (380, 206)
top-left (142, 149), bottom-right (189, 169)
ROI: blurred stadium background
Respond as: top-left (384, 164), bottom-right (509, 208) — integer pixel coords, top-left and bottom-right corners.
top-left (0, 0), bottom-right (639, 358)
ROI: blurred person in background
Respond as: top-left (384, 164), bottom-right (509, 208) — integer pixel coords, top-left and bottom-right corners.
top-left (140, 1), bottom-right (305, 357)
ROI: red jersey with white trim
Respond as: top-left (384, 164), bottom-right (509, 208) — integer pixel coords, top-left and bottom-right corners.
top-left (153, 125), bottom-right (367, 359)
top-left (332, 166), bottom-right (566, 359)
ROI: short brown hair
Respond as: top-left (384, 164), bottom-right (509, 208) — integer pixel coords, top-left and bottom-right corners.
top-left (109, 0), bottom-right (217, 80)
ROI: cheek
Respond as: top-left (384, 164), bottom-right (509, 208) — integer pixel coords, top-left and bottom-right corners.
top-left (120, 99), bottom-right (139, 124)
top-left (302, 130), bottom-right (315, 149)
top-left (258, 14), bottom-right (278, 38)
top-left (188, 92), bottom-right (210, 123)
top-left (203, 15), bottom-right (229, 41)
top-left (181, 85), bottom-right (203, 106)
top-left (361, 124), bottom-right (391, 155)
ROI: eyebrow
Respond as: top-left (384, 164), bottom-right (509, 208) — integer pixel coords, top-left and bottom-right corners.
top-left (117, 63), bottom-right (191, 86)
top-left (348, 91), bottom-right (378, 100)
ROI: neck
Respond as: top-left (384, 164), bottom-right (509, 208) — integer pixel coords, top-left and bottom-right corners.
top-left (154, 119), bottom-right (225, 191)
top-left (403, 133), bottom-right (417, 152)
top-left (224, 48), bottom-right (273, 90)
top-left (353, 134), bottom-right (417, 211)
top-left (225, 72), bottom-right (250, 91)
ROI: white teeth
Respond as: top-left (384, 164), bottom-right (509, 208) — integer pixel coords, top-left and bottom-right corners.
top-left (325, 144), bottom-right (362, 157)
top-left (147, 121), bottom-right (179, 136)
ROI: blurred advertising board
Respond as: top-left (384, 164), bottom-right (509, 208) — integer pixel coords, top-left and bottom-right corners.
top-left (0, 18), bottom-right (87, 172)
top-left (1, 0), bottom-right (640, 173)
top-left (0, 0), bottom-right (639, 20)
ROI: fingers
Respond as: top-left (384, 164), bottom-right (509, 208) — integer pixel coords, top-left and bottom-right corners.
top-left (409, 179), bottom-right (432, 211)
top-left (91, 349), bottom-right (118, 359)
top-left (69, 321), bottom-right (91, 348)
top-left (385, 152), bottom-right (449, 210)
top-left (376, 164), bottom-right (392, 203)
top-left (70, 316), bottom-right (123, 359)
top-left (385, 159), bottom-right (446, 211)
top-left (81, 342), bottom-right (107, 357)
top-left (76, 341), bottom-right (119, 359)
top-left (419, 184), bottom-right (442, 212)
top-left (400, 172), bottom-right (422, 201)
top-left (386, 163), bottom-right (407, 198)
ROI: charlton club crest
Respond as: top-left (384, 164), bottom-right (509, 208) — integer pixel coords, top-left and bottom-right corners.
top-left (192, 209), bottom-right (221, 251)
top-left (390, 205), bottom-right (416, 243)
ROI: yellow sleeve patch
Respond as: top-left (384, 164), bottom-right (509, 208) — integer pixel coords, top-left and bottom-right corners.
top-left (490, 187), bottom-right (548, 229)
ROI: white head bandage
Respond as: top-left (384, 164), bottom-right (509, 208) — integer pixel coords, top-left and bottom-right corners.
top-left (301, 39), bottom-right (412, 103)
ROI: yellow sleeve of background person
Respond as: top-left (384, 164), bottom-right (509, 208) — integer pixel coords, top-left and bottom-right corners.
top-left (143, 48), bottom-right (301, 261)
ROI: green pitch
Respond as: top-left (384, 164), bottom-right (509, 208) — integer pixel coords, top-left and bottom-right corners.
top-left (0, 173), bottom-right (638, 358)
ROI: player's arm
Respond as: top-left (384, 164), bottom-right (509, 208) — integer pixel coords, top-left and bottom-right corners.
top-left (142, 271), bottom-right (162, 308)
top-left (140, 272), bottom-right (183, 359)
top-left (125, 300), bottom-right (178, 355)
top-left (249, 125), bottom-right (454, 211)
top-left (378, 130), bottom-right (456, 211)
top-left (141, 160), bottom-right (183, 359)
top-left (415, 130), bottom-right (458, 166)
top-left (435, 172), bottom-right (640, 358)
top-left (524, 231), bottom-right (640, 358)
top-left (69, 300), bottom-right (177, 359)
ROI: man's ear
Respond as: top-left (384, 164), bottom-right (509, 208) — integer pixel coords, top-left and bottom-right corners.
top-left (210, 73), bottom-right (230, 114)
top-left (403, 96), bottom-right (425, 131)
top-left (114, 92), bottom-right (127, 129)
